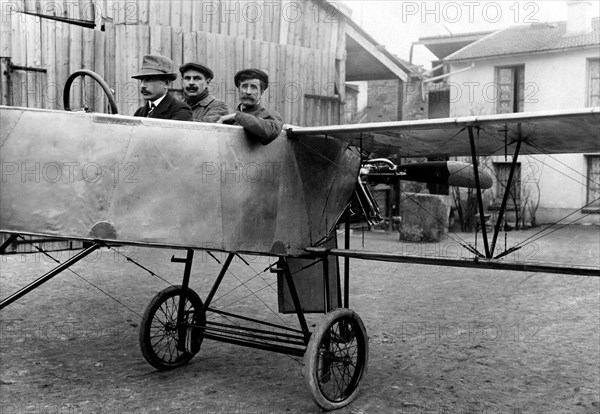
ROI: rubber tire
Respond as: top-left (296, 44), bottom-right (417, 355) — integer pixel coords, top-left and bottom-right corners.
top-left (304, 308), bottom-right (369, 410)
top-left (139, 285), bottom-right (204, 370)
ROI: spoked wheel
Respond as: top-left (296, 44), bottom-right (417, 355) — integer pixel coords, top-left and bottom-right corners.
top-left (63, 69), bottom-right (119, 114)
top-left (139, 285), bottom-right (205, 370)
top-left (304, 308), bottom-right (369, 410)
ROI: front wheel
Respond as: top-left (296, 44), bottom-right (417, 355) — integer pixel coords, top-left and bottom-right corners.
top-left (139, 285), bottom-right (204, 370)
top-left (304, 308), bottom-right (369, 410)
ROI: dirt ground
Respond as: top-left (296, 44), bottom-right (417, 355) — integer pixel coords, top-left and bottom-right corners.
top-left (1, 225), bottom-right (599, 413)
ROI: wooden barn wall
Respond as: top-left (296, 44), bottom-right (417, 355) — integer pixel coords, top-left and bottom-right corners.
top-left (1, 0), bottom-right (343, 125)
top-left (13, 0), bottom-right (341, 50)
top-left (1, 4), bottom-right (107, 111)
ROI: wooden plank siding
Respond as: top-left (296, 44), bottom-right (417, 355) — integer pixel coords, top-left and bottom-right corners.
top-left (1, 0), bottom-right (345, 126)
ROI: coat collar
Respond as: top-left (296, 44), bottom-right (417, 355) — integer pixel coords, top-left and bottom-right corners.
top-left (147, 93), bottom-right (174, 117)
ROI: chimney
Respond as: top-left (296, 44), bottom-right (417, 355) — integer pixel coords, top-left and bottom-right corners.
top-left (566, 0), bottom-right (592, 35)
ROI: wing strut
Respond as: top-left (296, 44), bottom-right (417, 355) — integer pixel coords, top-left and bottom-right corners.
top-left (0, 234), bottom-right (19, 253)
top-left (490, 137), bottom-right (522, 257)
top-left (467, 123), bottom-right (526, 260)
top-left (344, 211), bottom-right (351, 308)
top-left (0, 241), bottom-right (102, 310)
top-left (305, 247), bottom-right (600, 277)
top-left (172, 249), bottom-right (195, 351)
top-left (468, 126), bottom-right (491, 258)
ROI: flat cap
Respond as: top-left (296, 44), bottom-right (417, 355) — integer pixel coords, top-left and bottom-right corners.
top-left (132, 55), bottom-right (178, 81)
top-left (179, 62), bottom-right (214, 80)
top-left (234, 68), bottom-right (269, 89)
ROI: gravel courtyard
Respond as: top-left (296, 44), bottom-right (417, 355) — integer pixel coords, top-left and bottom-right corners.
top-left (1, 225), bottom-right (598, 413)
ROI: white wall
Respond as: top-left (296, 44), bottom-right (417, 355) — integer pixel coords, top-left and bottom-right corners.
top-left (447, 48), bottom-right (599, 225)
top-left (348, 81), bottom-right (369, 112)
top-left (448, 47), bottom-right (597, 116)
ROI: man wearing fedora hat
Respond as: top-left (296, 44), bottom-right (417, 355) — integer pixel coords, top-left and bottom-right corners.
top-left (217, 68), bottom-right (283, 145)
top-left (179, 62), bottom-right (228, 123)
top-left (132, 55), bottom-right (192, 121)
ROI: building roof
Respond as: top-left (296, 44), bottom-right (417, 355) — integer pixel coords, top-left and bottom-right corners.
top-left (445, 17), bottom-right (600, 62)
top-left (344, 18), bottom-right (413, 81)
top-left (414, 31), bottom-right (494, 60)
top-left (317, 0), bottom-right (413, 81)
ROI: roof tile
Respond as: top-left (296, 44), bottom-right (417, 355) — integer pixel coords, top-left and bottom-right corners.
top-left (446, 17), bottom-right (600, 61)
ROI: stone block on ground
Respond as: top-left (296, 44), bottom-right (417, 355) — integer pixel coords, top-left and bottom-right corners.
top-left (399, 193), bottom-right (451, 242)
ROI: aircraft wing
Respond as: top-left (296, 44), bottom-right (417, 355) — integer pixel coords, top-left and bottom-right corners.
top-left (288, 108), bottom-right (600, 157)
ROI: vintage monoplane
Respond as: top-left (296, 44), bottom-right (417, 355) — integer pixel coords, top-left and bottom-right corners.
top-left (1, 70), bottom-right (599, 410)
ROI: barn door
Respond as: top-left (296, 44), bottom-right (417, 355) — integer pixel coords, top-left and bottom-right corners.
top-left (0, 57), bottom-right (48, 108)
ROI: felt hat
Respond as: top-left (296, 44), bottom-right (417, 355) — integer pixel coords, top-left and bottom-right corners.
top-left (132, 55), bottom-right (178, 80)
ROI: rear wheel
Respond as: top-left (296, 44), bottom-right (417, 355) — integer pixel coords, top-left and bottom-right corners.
top-left (139, 285), bottom-right (204, 370)
top-left (304, 308), bottom-right (369, 410)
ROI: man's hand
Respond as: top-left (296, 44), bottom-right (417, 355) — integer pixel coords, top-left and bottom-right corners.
top-left (217, 113), bottom-right (236, 124)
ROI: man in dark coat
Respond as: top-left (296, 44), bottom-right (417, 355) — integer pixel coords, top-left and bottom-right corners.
top-left (217, 68), bottom-right (283, 145)
top-left (179, 62), bottom-right (228, 123)
top-left (132, 55), bottom-right (192, 121)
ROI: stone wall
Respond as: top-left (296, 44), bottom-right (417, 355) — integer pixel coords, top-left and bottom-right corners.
top-left (363, 79), bottom-right (402, 122)
top-left (404, 80), bottom-right (429, 120)
top-left (363, 78), bottom-right (431, 122)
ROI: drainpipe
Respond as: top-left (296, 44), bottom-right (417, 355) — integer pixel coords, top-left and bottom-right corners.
top-left (420, 62), bottom-right (475, 100)
top-left (422, 62), bottom-right (475, 84)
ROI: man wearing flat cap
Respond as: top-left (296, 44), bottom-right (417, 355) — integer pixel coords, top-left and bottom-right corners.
top-left (132, 55), bottom-right (192, 121)
top-left (217, 68), bottom-right (283, 145)
top-left (179, 62), bottom-right (228, 123)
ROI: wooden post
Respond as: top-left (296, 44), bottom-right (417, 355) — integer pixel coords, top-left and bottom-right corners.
top-left (93, 30), bottom-right (105, 112)
top-left (0, 58), bottom-right (11, 106)
top-left (335, 18), bottom-right (345, 125)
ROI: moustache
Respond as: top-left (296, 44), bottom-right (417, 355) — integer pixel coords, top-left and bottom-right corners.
top-left (185, 86), bottom-right (199, 91)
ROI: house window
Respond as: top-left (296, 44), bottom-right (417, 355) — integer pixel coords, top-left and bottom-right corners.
top-left (496, 66), bottom-right (524, 113)
top-left (585, 155), bottom-right (600, 213)
top-left (492, 162), bottom-right (521, 209)
top-left (588, 59), bottom-right (600, 107)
